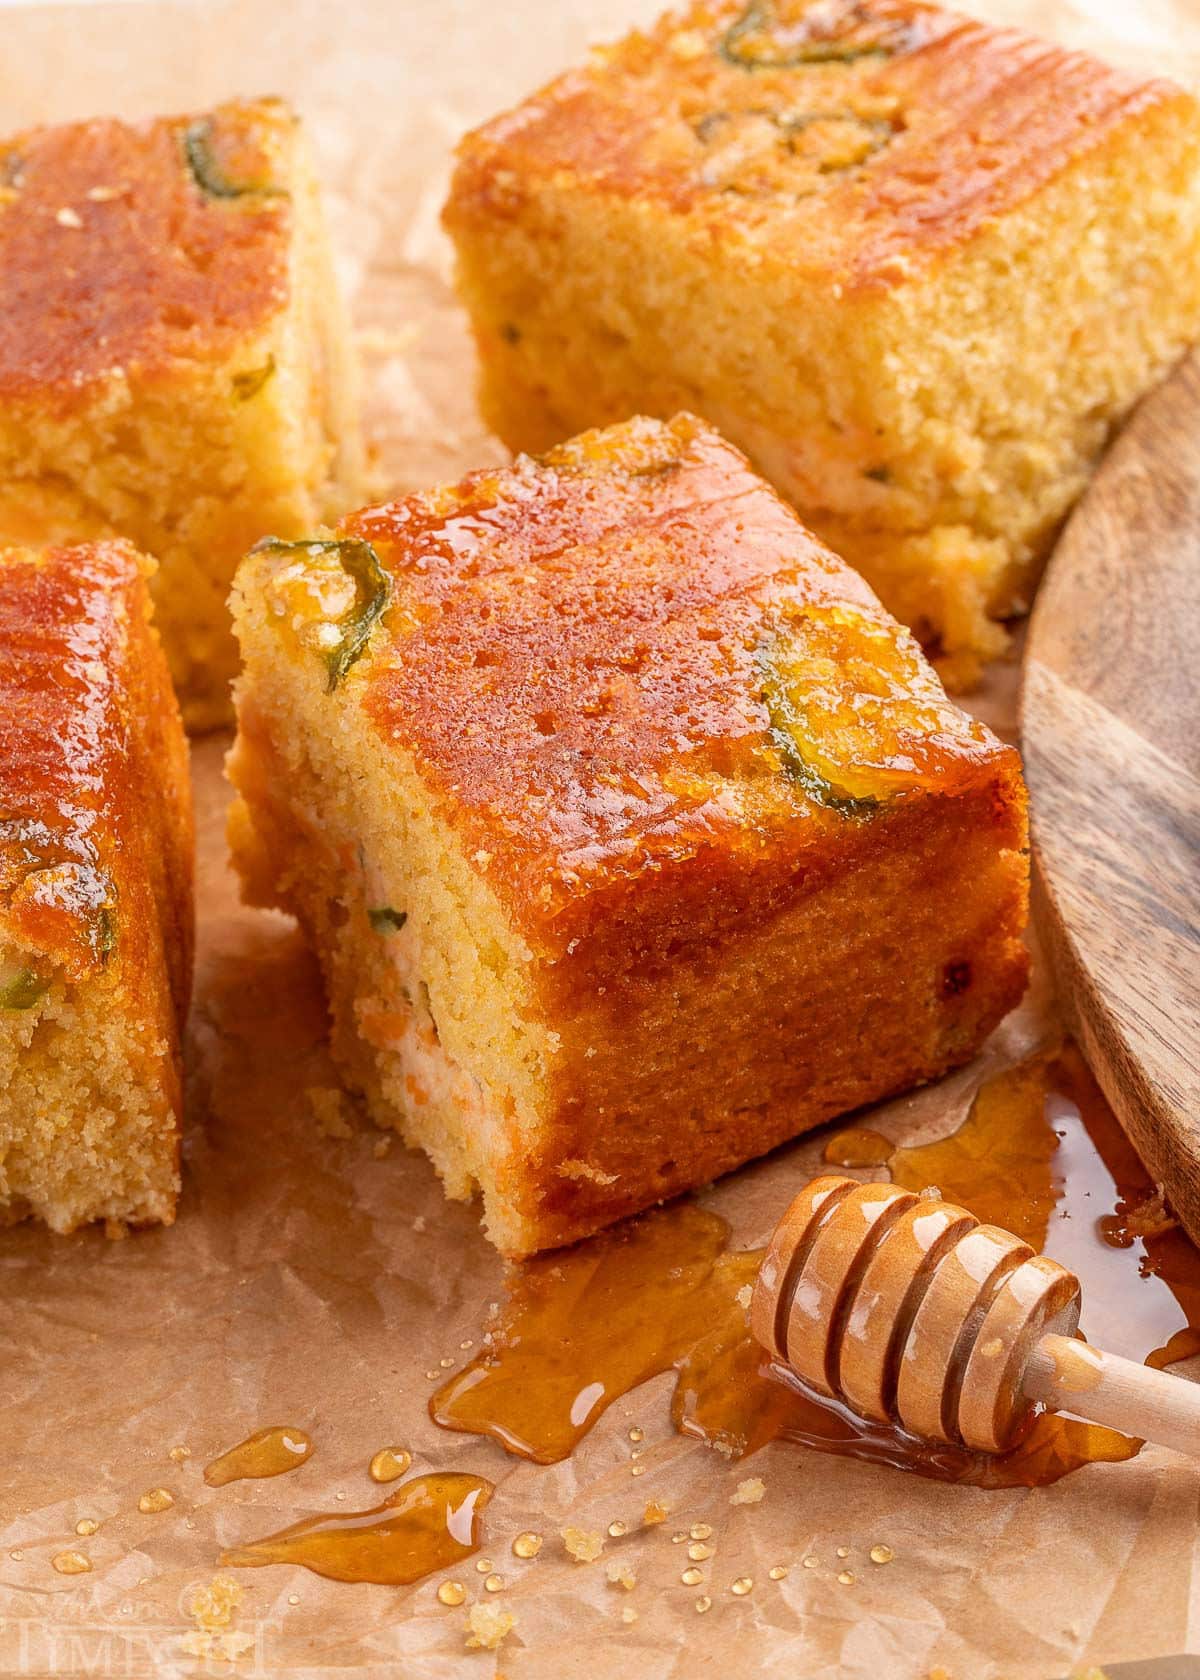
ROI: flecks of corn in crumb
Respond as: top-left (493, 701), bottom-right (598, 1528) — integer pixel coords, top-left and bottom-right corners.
top-left (465, 1602), bottom-right (515, 1651)
top-left (730, 1477), bottom-right (765, 1505)
top-left (642, 1500), bottom-right (669, 1526)
top-left (561, 1526), bottom-right (604, 1563)
top-left (180, 1575), bottom-right (251, 1660)
top-left (306, 1085), bottom-right (354, 1139)
top-left (606, 1561), bottom-right (636, 1591)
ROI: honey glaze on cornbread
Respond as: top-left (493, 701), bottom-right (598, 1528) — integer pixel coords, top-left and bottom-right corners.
top-left (229, 413), bottom-right (1028, 1254)
top-left (345, 415), bottom-right (1008, 927)
top-left (0, 540), bottom-right (192, 1230)
top-left (0, 109), bottom-right (288, 408)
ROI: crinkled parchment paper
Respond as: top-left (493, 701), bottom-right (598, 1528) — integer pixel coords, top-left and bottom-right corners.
top-left (3, 2), bottom-right (1200, 1675)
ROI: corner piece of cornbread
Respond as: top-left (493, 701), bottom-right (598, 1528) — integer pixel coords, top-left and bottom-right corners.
top-left (0, 97), bottom-right (364, 729)
top-left (444, 0), bottom-right (1200, 687)
top-left (228, 414), bottom-right (1028, 1255)
top-left (0, 541), bottom-right (194, 1231)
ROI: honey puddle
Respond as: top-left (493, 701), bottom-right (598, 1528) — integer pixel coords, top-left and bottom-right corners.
top-left (220, 1473), bottom-right (493, 1585)
top-left (434, 1043), bottom-right (1200, 1487)
top-left (204, 1426), bottom-right (314, 1487)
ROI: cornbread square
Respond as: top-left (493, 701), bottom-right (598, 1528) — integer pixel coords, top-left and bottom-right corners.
top-left (0, 97), bottom-right (364, 729)
top-left (445, 0), bottom-right (1200, 686)
top-left (0, 541), bottom-right (193, 1231)
top-left (228, 414), bottom-right (1028, 1255)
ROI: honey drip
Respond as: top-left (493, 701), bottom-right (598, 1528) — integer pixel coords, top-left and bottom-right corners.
top-left (204, 1426), bottom-right (314, 1488)
top-left (433, 1043), bottom-right (1200, 1487)
top-left (220, 1473), bottom-right (493, 1586)
top-left (822, 1127), bottom-right (893, 1168)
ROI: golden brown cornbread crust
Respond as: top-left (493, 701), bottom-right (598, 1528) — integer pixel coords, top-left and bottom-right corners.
top-left (230, 415), bottom-right (1029, 1254)
top-left (0, 106), bottom-right (289, 408)
top-left (445, 0), bottom-right (1200, 685)
top-left (0, 541), bottom-right (194, 1231)
top-left (0, 98), bottom-right (364, 728)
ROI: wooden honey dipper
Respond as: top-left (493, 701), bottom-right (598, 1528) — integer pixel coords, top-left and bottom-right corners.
top-left (750, 1175), bottom-right (1200, 1457)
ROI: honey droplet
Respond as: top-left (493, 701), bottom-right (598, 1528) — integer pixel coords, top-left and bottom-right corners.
top-left (484, 1574), bottom-right (504, 1593)
top-left (628, 1427), bottom-right (644, 1443)
top-left (630, 1463), bottom-right (646, 1476)
top-left (689, 1522), bottom-right (713, 1540)
top-left (836, 1546), bottom-right (850, 1558)
top-left (802, 1555), bottom-right (818, 1569)
top-left (52, 1551), bottom-right (92, 1576)
top-left (74, 1519), bottom-right (100, 1538)
top-left (459, 1339), bottom-right (474, 1351)
top-left (731, 1576), bottom-right (753, 1596)
top-left (168, 1445), bottom-right (191, 1464)
top-left (769, 1565), bottom-right (788, 1581)
top-left (138, 1488), bottom-right (175, 1514)
top-left (287, 1593), bottom-right (300, 1605)
top-left (681, 1566), bottom-right (704, 1586)
top-left (425, 1370), bottom-right (439, 1381)
top-left (688, 1542), bottom-right (714, 1561)
top-left (821, 1127), bottom-right (893, 1169)
top-left (438, 1580), bottom-right (467, 1607)
top-left (439, 1357), bottom-right (455, 1369)
top-left (695, 1595), bottom-right (712, 1614)
top-left (642, 1500), bottom-right (669, 1526)
top-left (220, 1472), bottom-right (493, 1587)
top-left (869, 1544), bottom-right (894, 1565)
top-left (474, 1557), bottom-right (494, 1573)
top-left (512, 1531), bottom-right (543, 1559)
top-left (204, 1426), bottom-right (314, 1488)
top-left (9, 1549), bottom-right (24, 1562)
top-left (369, 1447), bottom-right (412, 1485)
top-left (671, 1532), bottom-right (688, 1544)
top-left (608, 1520), bottom-right (628, 1538)
top-left (837, 1570), bottom-right (856, 1585)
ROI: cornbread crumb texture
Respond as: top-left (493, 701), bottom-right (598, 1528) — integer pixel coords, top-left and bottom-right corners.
top-left (445, 0), bottom-right (1200, 685)
top-left (229, 414), bottom-right (1029, 1255)
top-left (0, 98), bottom-right (363, 728)
top-left (0, 541), bottom-right (193, 1232)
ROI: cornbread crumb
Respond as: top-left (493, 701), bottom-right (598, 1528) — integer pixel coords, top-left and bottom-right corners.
top-left (735, 1285), bottom-right (753, 1312)
top-left (731, 1477), bottom-right (766, 1506)
top-left (229, 414), bottom-right (1029, 1255)
top-left (562, 1527), bottom-right (605, 1564)
top-left (606, 1561), bottom-right (637, 1590)
top-left (642, 1500), bottom-right (669, 1526)
top-left (306, 1085), bottom-right (354, 1140)
top-left (446, 0), bottom-right (1200, 686)
top-left (0, 99), bottom-right (364, 728)
top-left (465, 1603), bottom-right (516, 1651)
top-left (1124, 1191), bottom-right (1177, 1240)
top-left (621, 1606), bottom-right (638, 1624)
top-left (0, 541), bottom-right (192, 1232)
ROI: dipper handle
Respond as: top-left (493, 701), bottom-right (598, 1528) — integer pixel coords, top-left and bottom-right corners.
top-left (751, 1175), bottom-right (1200, 1458)
top-left (1026, 1333), bottom-right (1200, 1459)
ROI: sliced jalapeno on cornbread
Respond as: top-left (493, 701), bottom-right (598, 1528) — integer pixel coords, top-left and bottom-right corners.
top-left (251, 536), bottom-right (393, 692)
top-left (720, 0), bottom-right (904, 69)
top-left (182, 117), bottom-right (286, 200)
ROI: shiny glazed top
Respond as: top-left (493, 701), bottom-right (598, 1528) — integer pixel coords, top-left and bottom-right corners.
top-left (448, 0), bottom-right (1189, 292)
top-left (334, 415), bottom-right (1021, 941)
top-left (0, 98), bottom-right (293, 410)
